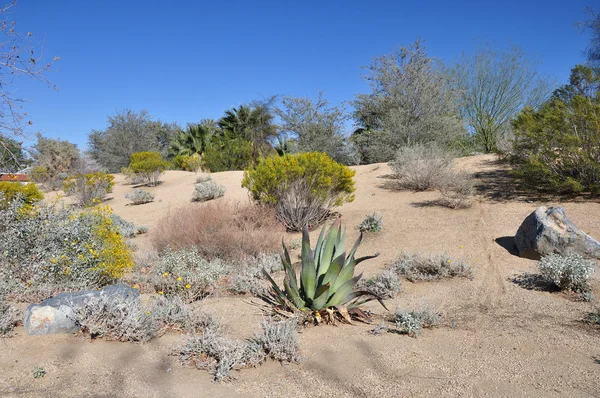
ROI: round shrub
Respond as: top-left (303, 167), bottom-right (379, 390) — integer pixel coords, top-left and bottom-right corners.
top-left (538, 253), bottom-right (595, 292)
top-left (0, 181), bottom-right (43, 209)
top-left (129, 152), bottom-right (169, 186)
top-left (192, 181), bottom-right (225, 202)
top-left (125, 189), bottom-right (155, 205)
top-left (242, 152), bottom-right (355, 230)
top-left (173, 153), bottom-right (203, 172)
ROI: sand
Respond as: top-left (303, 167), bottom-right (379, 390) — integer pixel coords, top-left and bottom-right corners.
top-left (1, 154), bottom-right (600, 397)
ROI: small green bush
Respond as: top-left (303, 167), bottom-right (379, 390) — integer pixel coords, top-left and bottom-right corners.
top-left (174, 153), bottom-right (203, 172)
top-left (538, 253), bottom-right (595, 292)
top-left (242, 152), bottom-right (355, 230)
top-left (125, 189), bottom-right (155, 205)
top-left (0, 182), bottom-right (43, 209)
top-left (390, 252), bottom-right (473, 282)
top-left (203, 135), bottom-right (253, 172)
top-left (358, 212), bottom-right (383, 232)
top-left (63, 172), bottom-right (114, 207)
top-left (129, 152), bottom-right (169, 186)
top-left (192, 181), bottom-right (225, 202)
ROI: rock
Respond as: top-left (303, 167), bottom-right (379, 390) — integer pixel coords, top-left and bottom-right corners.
top-left (514, 206), bottom-right (600, 260)
top-left (24, 284), bottom-right (138, 336)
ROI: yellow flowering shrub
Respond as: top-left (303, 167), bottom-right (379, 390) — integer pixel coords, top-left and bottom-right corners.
top-left (63, 172), bottom-right (115, 207)
top-left (0, 181), bottom-right (44, 209)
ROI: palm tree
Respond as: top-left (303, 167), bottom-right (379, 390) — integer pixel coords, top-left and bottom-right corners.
top-left (168, 122), bottom-right (215, 158)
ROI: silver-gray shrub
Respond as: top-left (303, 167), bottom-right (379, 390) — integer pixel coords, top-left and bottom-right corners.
top-left (356, 269), bottom-right (401, 299)
top-left (153, 247), bottom-right (228, 302)
top-left (110, 213), bottom-right (136, 238)
top-left (392, 308), bottom-right (441, 337)
top-left (0, 198), bottom-right (128, 301)
top-left (229, 253), bottom-right (282, 296)
top-left (390, 252), bottom-right (473, 282)
top-left (192, 180), bottom-right (225, 202)
top-left (195, 174), bottom-right (212, 184)
top-left (250, 317), bottom-right (300, 363)
top-left (0, 298), bottom-right (15, 337)
top-left (389, 142), bottom-right (456, 191)
top-left (538, 253), bottom-right (595, 292)
top-left (125, 189), bottom-right (155, 205)
top-left (358, 212), bottom-right (383, 233)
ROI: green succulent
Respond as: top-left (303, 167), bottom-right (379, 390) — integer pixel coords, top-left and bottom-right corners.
top-left (263, 220), bottom-right (387, 323)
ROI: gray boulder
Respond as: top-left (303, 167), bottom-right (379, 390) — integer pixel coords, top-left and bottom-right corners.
top-left (24, 284), bottom-right (138, 335)
top-left (514, 206), bottom-right (600, 260)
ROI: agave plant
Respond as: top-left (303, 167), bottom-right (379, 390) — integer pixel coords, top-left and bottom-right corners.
top-left (263, 220), bottom-right (387, 323)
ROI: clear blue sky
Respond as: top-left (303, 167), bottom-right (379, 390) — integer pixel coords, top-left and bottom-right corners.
top-left (10, 0), bottom-right (596, 150)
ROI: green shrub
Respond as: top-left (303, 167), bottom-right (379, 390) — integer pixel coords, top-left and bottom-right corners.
top-left (125, 189), bottom-right (155, 205)
top-left (63, 172), bottom-right (114, 207)
top-left (358, 212), bottom-right (383, 232)
top-left (173, 153), bottom-right (203, 172)
top-left (0, 182), bottom-right (43, 209)
top-left (129, 152), bottom-right (169, 186)
top-left (192, 181), bottom-right (225, 202)
top-left (203, 135), bottom-right (253, 172)
top-left (242, 152), bottom-right (356, 231)
top-left (29, 166), bottom-right (50, 183)
top-left (0, 201), bottom-right (134, 301)
top-left (538, 253), bottom-right (595, 292)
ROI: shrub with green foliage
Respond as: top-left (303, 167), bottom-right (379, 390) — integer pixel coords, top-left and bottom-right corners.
top-left (0, 182), bottom-right (43, 209)
top-left (511, 65), bottom-right (600, 194)
top-left (358, 212), bottom-right (383, 233)
top-left (129, 152), bottom-right (169, 186)
top-left (0, 200), bottom-right (134, 301)
top-left (203, 135), bottom-right (253, 172)
top-left (538, 253), bottom-right (595, 292)
top-left (63, 172), bottom-right (115, 207)
top-left (125, 189), bottom-right (155, 205)
top-left (173, 153), bottom-right (203, 172)
top-left (242, 152), bottom-right (356, 231)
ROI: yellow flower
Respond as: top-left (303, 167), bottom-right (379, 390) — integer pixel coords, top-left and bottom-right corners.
top-left (158, 291), bottom-right (163, 295)
top-left (177, 277), bottom-right (182, 281)
top-left (146, 311), bottom-right (151, 315)
top-left (132, 284), bottom-right (139, 289)
top-left (163, 272), bottom-right (169, 277)
top-left (459, 246), bottom-right (463, 249)
top-left (185, 284), bottom-right (191, 289)
top-left (447, 259), bottom-right (451, 263)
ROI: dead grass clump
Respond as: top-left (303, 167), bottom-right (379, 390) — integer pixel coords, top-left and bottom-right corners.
top-left (437, 171), bottom-right (475, 209)
top-left (151, 201), bottom-right (283, 262)
top-left (390, 252), bottom-right (473, 282)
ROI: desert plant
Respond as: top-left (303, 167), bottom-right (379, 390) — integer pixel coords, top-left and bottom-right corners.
top-left (389, 143), bottom-right (456, 191)
top-left (195, 174), bottom-right (212, 183)
top-left (392, 308), bottom-right (441, 337)
top-left (538, 253), bottom-right (595, 292)
top-left (32, 366), bottom-right (46, 379)
top-left (358, 213), bottom-right (383, 233)
top-left (390, 252), bottom-right (473, 282)
top-left (136, 226), bottom-right (149, 234)
top-left (31, 133), bottom-right (80, 178)
top-left (173, 153), bottom-right (203, 172)
top-left (203, 134), bottom-right (254, 172)
top-left (0, 299), bottom-right (15, 337)
top-left (0, 200), bottom-right (134, 301)
top-left (437, 171), bottom-right (475, 209)
top-left (109, 213), bottom-right (136, 238)
top-left (0, 181), bottom-right (43, 209)
top-left (151, 202), bottom-right (283, 262)
top-left (153, 247), bottom-right (228, 302)
top-left (125, 189), bottom-right (155, 205)
top-left (120, 166), bottom-right (147, 185)
top-left (192, 180), bottom-right (225, 202)
top-left (228, 254), bottom-right (282, 296)
top-left (249, 317), bottom-right (300, 363)
top-left (242, 152), bottom-right (356, 231)
top-left (356, 269), bottom-right (401, 299)
top-left (63, 172), bottom-right (115, 207)
top-left (263, 220), bottom-right (386, 323)
top-left (128, 151), bottom-right (169, 186)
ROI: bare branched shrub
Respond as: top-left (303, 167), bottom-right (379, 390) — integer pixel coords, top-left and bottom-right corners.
top-left (389, 143), bottom-right (456, 191)
top-left (192, 181), bottom-right (225, 202)
top-left (538, 253), bottom-right (595, 293)
top-left (275, 178), bottom-right (332, 231)
top-left (151, 202), bottom-right (283, 262)
top-left (356, 269), bottom-right (401, 299)
top-left (437, 171), bottom-right (475, 209)
top-left (390, 252), bottom-right (473, 282)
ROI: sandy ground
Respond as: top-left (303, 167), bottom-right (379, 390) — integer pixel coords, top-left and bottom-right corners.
top-left (2, 155), bottom-right (600, 397)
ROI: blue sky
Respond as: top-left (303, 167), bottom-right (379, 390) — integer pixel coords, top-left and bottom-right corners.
top-left (10, 0), bottom-right (597, 150)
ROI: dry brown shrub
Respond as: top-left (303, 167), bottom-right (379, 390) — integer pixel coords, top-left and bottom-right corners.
top-left (151, 201), bottom-right (283, 262)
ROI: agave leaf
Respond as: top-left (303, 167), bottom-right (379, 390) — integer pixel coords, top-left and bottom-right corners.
top-left (346, 232), bottom-right (364, 265)
top-left (284, 276), bottom-right (306, 310)
top-left (313, 223), bottom-right (327, 263)
top-left (262, 269), bottom-right (289, 309)
top-left (336, 306), bottom-right (353, 324)
top-left (355, 253), bottom-right (380, 265)
top-left (318, 222), bottom-right (339, 277)
top-left (326, 274), bottom-right (362, 308)
top-left (311, 283), bottom-right (330, 310)
top-left (300, 249), bottom-right (316, 302)
top-left (344, 290), bottom-right (389, 311)
top-left (321, 251), bottom-right (345, 288)
top-left (281, 239), bottom-right (299, 292)
top-left (330, 259), bottom-right (355, 293)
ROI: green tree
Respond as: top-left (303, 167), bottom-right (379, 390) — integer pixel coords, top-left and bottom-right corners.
top-left (168, 122), bottom-right (214, 158)
top-left (511, 65), bottom-right (600, 194)
top-left (88, 110), bottom-right (179, 172)
top-left (453, 43), bottom-right (551, 153)
top-left (352, 39), bottom-right (465, 163)
top-left (31, 133), bottom-right (80, 177)
top-left (203, 134), bottom-right (253, 172)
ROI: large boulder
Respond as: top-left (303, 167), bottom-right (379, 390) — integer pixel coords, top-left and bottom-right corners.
top-left (24, 284), bottom-right (138, 335)
top-left (514, 206), bottom-right (600, 260)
